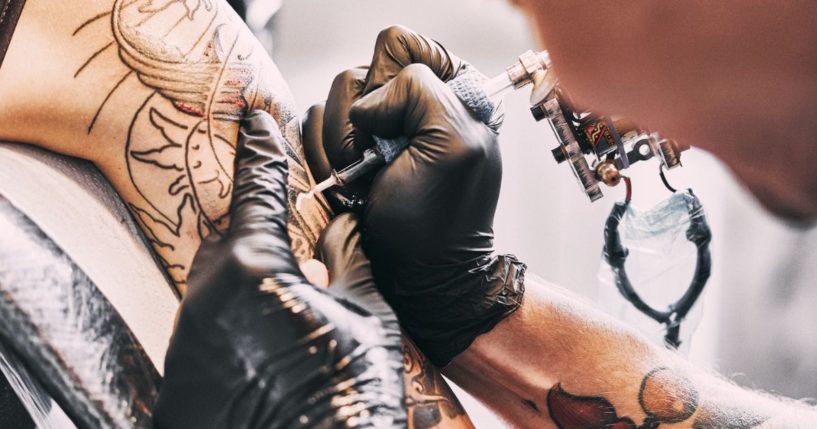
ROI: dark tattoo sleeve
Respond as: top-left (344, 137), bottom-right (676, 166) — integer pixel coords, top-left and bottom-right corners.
top-left (402, 337), bottom-right (470, 428)
top-left (73, 0), bottom-right (330, 290)
top-left (545, 367), bottom-right (767, 429)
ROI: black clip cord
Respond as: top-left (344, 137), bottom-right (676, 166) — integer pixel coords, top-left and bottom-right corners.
top-left (603, 190), bottom-right (712, 349)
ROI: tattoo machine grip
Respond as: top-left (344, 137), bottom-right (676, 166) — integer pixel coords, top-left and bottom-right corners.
top-left (306, 69), bottom-right (496, 200)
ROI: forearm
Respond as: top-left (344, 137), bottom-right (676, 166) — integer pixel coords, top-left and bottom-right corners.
top-left (447, 273), bottom-right (817, 428)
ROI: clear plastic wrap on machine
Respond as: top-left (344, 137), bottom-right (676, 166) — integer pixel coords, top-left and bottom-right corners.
top-left (598, 190), bottom-right (712, 351)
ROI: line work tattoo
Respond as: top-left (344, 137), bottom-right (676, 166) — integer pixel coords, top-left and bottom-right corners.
top-left (73, 41), bottom-right (114, 78)
top-left (73, 0), bottom-right (330, 288)
top-left (546, 367), bottom-right (767, 429)
top-left (69, 1), bottom-right (460, 421)
top-left (72, 10), bottom-right (113, 36)
top-left (88, 70), bottom-right (133, 133)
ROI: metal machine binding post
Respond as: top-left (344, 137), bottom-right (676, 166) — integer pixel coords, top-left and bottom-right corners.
top-left (528, 73), bottom-right (690, 202)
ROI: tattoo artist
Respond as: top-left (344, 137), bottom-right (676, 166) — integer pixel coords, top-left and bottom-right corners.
top-left (304, 26), bottom-right (815, 427)
top-left (153, 12), bottom-right (817, 429)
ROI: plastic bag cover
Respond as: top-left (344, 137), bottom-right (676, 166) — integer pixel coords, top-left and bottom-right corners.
top-left (598, 191), bottom-right (708, 350)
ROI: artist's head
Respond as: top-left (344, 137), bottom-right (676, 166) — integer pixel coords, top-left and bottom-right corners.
top-left (511, 1), bottom-right (817, 221)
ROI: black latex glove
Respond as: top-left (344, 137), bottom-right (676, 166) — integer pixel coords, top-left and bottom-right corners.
top-left (302, 26), bottom-right (526, 367)
top-left (152, 111), bottom-right (405, 429)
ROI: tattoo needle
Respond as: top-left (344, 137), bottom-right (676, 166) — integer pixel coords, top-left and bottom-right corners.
top-left (295, 177), bottom-right (337, 210)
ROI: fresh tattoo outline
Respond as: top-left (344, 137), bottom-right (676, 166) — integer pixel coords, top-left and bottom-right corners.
top-left (73, 0), bottom-right (330, 289)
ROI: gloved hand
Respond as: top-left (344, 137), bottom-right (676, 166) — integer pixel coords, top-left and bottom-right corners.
top-left (153, 110), bottom-right (405, 429)
top-left (302, 26), bottom-right (526, 367)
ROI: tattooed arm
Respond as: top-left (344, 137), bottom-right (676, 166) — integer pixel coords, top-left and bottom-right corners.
top-left (0, 0), bottom-right (330, 294)
top-left (0, 4), bottom-right (472, 427)
top-left (443, 273), bottom-right (817, 429)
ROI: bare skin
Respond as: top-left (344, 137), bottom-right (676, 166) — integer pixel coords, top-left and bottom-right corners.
top-left (444, 274), bottom-right (817, 428)
top-left (0, 1), bottom-right (471, 427)
top-left (511, 0), bottom-right (817, 220)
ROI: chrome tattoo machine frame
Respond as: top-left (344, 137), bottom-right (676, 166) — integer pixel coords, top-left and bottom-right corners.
top-left (524, 53), bottom-right (690, 202)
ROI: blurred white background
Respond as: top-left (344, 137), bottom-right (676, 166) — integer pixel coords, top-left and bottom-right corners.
top-left (250, 0), bottom-right (817, 426)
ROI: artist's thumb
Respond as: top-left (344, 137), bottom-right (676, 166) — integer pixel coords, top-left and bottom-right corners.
top-left (227, 110), bottom-right (300, 276)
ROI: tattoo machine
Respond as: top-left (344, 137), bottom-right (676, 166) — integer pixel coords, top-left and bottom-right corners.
top-left (297, 50), bottom-right (691, 209)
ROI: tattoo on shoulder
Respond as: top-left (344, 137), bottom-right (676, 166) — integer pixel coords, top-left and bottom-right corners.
top-left (402, 337), bottom-right (469, 428)
top-left (73, 0), bottom-right (330, 290)
top-left (545, 366), bottom-right (767, 429)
